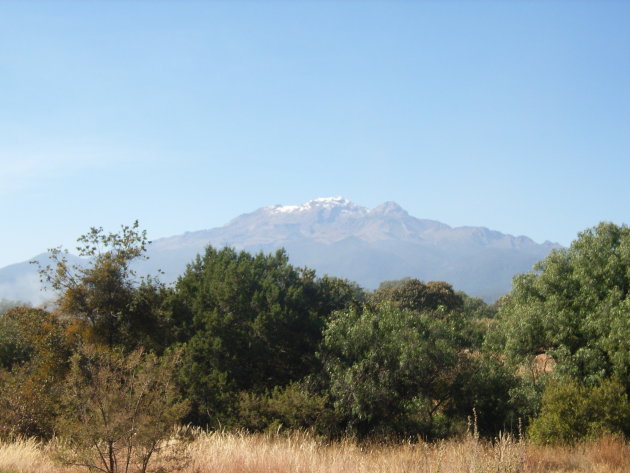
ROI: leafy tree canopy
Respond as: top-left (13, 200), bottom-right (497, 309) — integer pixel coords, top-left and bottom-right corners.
top-left (371, 278), bottom-right (464, 313)
top-left (497, 222), bottom-right (630, 389)
top-left (319, 301), bottom-right (511, 438)
top-left (173, 246), bottom-right (363, 426)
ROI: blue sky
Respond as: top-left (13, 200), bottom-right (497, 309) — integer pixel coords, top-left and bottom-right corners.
top-left (1, 1), bottom-right (628, 268)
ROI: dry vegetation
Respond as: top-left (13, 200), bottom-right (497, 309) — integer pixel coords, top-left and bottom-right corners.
top-left (0, 432), bottom-right (628, 473)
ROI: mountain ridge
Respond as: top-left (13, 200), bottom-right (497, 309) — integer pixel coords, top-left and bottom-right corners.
top-left (152, 197), bottom-right (556, 255)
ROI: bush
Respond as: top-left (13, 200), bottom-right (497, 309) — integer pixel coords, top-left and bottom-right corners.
top-left (0, 363), bottom-right (60, 439)
top-left (237, 382), bottom-right (335, 435)
top-left (528, 379), bottom-right (630, 444)
top-left (0, 308), bottom-right (75, 439)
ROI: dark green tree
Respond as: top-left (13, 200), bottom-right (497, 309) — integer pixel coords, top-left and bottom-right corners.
top-left (0, 309), bottom-right (31, 370)
top-left (173, 247), bottom-right (360, 427)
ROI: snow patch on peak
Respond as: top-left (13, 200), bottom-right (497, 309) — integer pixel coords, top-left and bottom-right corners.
top-left (266, 196), bottom-right (363, 214)
top-left (310, 196), bottom-right (350, 205)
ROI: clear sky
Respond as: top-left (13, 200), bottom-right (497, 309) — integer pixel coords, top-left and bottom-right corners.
top-left (1, 0), bottom-right (628, 268)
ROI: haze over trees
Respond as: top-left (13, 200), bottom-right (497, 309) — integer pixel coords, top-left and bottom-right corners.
top-left (0, 220), bottom-right (627, 464)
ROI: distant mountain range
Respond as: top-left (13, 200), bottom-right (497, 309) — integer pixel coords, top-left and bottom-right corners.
top-left (1, 197), bottom-right (561, 304)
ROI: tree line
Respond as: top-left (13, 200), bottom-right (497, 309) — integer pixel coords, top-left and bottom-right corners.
top-left (0, 221), bottom-right (628, 450)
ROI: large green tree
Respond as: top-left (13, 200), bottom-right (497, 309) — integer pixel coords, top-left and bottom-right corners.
top-left (494, 222), bottom-right (630, 442)
top-left (173, 246), bottom-right (361, 426)
top-left (498, 222), bottom-right (629, 389)
top-left (319, 300), bottom-right (512, 438)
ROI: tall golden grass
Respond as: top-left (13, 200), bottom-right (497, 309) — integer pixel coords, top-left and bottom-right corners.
top-left (0, 431), bottom-right (628, 473)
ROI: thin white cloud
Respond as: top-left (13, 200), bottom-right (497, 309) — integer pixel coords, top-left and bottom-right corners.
top-left (1, 159), bottom-right (55, 197)
top-left (0, 147), bottom-right (125, 197)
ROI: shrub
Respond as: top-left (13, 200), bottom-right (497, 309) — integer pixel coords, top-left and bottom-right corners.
top-left (55, 345), bottom-right (189, 473)
top-left (528, 379), bottom-right (630, 444)
top-left (0, 307), bottom-right (74, 439)
top-left (237, 382), bottom-right (335, 435)
top-left (0, 363), bottom-right (60, 439)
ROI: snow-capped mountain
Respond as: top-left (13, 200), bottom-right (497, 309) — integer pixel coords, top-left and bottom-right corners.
top-left (144, 197), bottom-right (560, 301)
top-left (152, 196), bottom-right (552, 251)
top-left (1, 197), bottom-right (561, 304)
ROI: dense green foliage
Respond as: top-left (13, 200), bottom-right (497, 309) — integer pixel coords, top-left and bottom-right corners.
top-left (0, 307), bottom-right (76, 437)
top-left (0, 221), bottom-right (627, 446)
top-left (495, 222), bottom-right (630, 442)
top-left (498, 223), bottom-right (629, 387)
top-left (528, 379), bottom-right (630, 444)
top-left (172, 247), bottom-right (360, 426)
top-left (370, 278), bottom-right (464, 313)
top-left (236, 382), bottom-right (333, 434)
top-left (320, 292), bottom-right (513, 438)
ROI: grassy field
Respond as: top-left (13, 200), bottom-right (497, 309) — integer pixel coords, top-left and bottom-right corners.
top-left (0, 432), bottom-right (628, 473)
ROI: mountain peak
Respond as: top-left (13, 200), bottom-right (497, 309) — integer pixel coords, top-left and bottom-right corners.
top-left (370, 201), bottom-right (408, 217)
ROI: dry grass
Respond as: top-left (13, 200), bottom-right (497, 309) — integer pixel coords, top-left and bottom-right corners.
top-left (0, 438), bottom-right (67, 473)
top-left (0, 432), bottom-right (628, 473)
top-left (523, 435), bottom-right (630, 473)
top-left (183, 431), bottom-right (523, 473)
